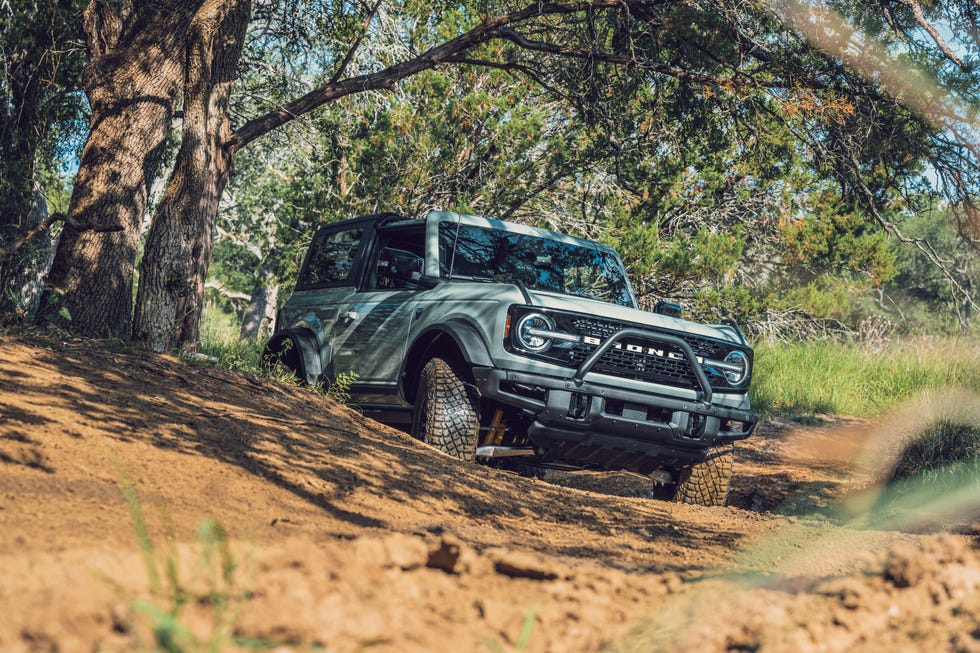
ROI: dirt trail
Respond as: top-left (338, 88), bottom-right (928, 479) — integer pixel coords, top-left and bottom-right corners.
top-left (0, 335), bottom-right (977, 652)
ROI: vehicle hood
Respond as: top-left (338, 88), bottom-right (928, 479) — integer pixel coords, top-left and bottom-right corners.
top-left (524, 289), bottom-right (747, 346)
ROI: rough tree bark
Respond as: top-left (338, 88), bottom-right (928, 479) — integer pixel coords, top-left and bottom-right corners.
top-left (132, 0), bottom-right (252, 351)
top-left (135, 0), bottom-right (624, 351)
top-left (39, 1), bottom-right (201, 337)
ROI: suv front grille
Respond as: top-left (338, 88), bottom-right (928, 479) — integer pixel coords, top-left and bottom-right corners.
top-left (508, 308), bottom-right (750, 393)
top-left (565, 319), bottom-right (711, 390)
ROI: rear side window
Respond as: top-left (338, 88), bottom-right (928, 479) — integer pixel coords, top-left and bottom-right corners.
top-left (297, 228), bottom-right (363, 287)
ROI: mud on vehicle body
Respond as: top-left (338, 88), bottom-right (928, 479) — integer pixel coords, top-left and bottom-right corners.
top-left (265, 211), bottom-right (758, 506)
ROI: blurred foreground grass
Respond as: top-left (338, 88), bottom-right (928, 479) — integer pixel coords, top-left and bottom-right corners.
top-left (614, 387), bottom-right (980, 652)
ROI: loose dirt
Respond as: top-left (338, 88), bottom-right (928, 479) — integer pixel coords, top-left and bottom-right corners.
top-left (0, 335), bottom-right (977, 652)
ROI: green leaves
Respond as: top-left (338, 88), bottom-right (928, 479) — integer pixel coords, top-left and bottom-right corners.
top-left (213, 0), bottom-right (978, 338)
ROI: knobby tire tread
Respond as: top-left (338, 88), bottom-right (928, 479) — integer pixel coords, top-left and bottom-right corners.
top-left (417, 357), bottom-right (479, 461)
top-left (673, 444), bottom-right (734, 507)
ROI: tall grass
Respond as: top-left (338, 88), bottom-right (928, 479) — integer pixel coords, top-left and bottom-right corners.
top-left (749, 337), bottom-right (980, 418)
top-left (196, 304), bottom-right (359, 402)
top-left (196, 305), bottom-right (268, 376)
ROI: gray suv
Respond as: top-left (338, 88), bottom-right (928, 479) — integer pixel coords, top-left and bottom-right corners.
top-left (265, 211), bottom-right (757, 505)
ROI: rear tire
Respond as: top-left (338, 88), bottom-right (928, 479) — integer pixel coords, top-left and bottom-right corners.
top-left (672, 444), bottom-right (734, 506)
top-left (262, 337), bottom-right (304, 383)
top-left (411, 357), bottom-right (480, 461)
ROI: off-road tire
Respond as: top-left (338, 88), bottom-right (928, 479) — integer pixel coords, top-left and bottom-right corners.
top-left (412, 357), bottom-right (480, 461)
top-left (262, 338), bottom-right (304, 383)
top-left (673, 444), bottom-right (734, 506)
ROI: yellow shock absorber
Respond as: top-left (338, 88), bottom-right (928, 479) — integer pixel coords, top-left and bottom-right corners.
top-left (487, 408), bottom-right (507, 446)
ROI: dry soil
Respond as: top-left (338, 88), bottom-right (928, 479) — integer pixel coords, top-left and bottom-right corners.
top-left (0, 335), bottom-right (977, 652)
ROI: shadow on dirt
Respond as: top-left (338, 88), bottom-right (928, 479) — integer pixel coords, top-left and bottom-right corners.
top-left (0, 336), bottom-right (762, 573)
top-left (728, 475), bottom-right (843, 517)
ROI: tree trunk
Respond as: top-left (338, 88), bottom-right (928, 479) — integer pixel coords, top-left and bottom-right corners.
top-left (240, 252), bottom-right (280, 341)
top-left (39, 1), bottom-right (201, 337)
top-left (0, 0), bottom-right (81, 324)
top-left (133, 0), bottom-right (252, 351)
top-left (0, 188), bottom-right (58, 324)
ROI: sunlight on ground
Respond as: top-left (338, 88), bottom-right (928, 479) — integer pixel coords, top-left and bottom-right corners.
top-left (614, 388), bottom-right (980, 652)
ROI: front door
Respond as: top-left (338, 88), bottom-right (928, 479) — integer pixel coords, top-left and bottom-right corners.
top-left (328, 223), bottom-right (428, 410)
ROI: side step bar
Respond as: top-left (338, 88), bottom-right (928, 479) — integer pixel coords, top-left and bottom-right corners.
top-left (475, 446), bottom-right (536, 459)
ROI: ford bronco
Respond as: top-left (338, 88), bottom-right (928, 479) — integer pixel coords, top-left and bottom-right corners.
top-left (265, 211), bottom-right (758, 505)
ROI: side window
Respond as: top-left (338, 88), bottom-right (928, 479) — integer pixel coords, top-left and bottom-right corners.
top-left (298, 228), bottom-right (363, 287)
top-left (371, 226), bottom-right (426, 290)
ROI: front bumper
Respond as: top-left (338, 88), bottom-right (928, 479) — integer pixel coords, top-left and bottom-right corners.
top-left (473, 367), bottom-right (757, 472)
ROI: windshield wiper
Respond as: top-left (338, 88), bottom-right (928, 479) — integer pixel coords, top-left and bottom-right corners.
top-left (449, 274), bottom-right (496, 282)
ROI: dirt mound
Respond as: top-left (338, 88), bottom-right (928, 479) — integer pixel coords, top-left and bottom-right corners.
top-left (0, 335), bottom-right (976, 652)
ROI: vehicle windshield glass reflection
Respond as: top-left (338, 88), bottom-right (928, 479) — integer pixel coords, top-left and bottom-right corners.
top-left (439, 222), bottom-right (635, 307)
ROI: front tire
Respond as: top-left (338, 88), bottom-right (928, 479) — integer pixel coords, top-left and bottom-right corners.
top-left (671, 444), bottom-right (735, 506)
top-left (411, 357), bottom-right (480, 461)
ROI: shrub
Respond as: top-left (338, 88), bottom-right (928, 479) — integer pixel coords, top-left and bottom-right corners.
top-left (888, 419), bottom-right (980, 494)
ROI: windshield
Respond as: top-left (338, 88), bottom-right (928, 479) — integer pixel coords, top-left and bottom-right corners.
top-left (439, 222), bottom-right (635, 307)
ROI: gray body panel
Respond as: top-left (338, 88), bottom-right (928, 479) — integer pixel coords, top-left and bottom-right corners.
top-left (272, 210), bottom-right (757, 471)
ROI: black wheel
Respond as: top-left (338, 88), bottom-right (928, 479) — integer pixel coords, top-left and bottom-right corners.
top-left (262, 337), bottom-right (304, 382)
top-left (672, 444), bottom-right (734, 506)
top-left (411, 357), bottom-right (480, 461)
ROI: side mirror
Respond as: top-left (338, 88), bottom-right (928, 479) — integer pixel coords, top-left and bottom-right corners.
top-left (653, 301), bottom-right (683, 318)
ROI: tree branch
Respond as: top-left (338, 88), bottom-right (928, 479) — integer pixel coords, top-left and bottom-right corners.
top-left (894, 0), bottom-right (967, 69)
top-left (328, 0), bottom-right (384, 85)
top-left (205, 278), bottom-right (251, 302)
top-left (231, 0), bottom-right (624, 149)
top-left (845, 148), bottom-right (978, 321)
top-left (441, 56), bottom-right (575, 101)
top-left (0, 213), bottom-right (64, 268)
top-left (491, 26), bottom-right (634, 64)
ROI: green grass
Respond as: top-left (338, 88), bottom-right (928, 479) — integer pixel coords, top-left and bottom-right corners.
top-left (118, 475), bottom-right (248, 652)
top-left (196, 335), bottom-right (268, 376)
top-left (196, 305), bottom-right (270, 377)
top-left (485, 604), bottom-right (537, 653)
top-left (749, 337), bottom-right (980, 418)
top-left (872, 413), bottom-right (980, 519)
top-left (197, 304), bottom-right (358, 402)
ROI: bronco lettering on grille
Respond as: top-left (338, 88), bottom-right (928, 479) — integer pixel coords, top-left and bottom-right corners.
top-left (582, 335), bottom-right (703, 364)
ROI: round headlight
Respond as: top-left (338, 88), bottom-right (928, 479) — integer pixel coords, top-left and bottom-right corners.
top-left (723, 350), bottom-right (749, 385)
top-left (515, 312), bottom-right (555, 353)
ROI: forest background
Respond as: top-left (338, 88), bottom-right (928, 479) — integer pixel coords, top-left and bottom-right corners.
top-left (1, 0), bottom-right (977, 354)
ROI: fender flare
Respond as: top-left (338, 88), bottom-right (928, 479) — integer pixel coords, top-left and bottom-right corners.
top-left (400, 319), bottom-right (493, 402)
top-left (264, 329), bottom-right (332, 386)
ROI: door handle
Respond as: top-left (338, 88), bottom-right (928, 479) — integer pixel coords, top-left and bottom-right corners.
top-left (343, 309), bottom-right (359, 322)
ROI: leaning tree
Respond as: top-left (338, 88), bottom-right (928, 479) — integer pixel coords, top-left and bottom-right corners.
top-left (21, 0), bottom-right (980, 349)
